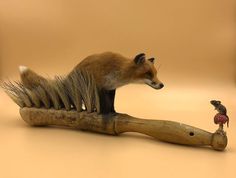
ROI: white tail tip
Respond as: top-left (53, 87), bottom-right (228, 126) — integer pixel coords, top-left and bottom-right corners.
top-left (19, 65), bottom-right (28, 73)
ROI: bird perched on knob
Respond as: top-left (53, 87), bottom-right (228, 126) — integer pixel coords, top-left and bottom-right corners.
top-left (210, 100), bottom-right (229, 133)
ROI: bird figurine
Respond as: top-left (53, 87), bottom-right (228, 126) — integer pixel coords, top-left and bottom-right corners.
top-left (210, 100), bottom-right (229, 134)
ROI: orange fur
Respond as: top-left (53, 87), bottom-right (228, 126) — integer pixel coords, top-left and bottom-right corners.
top-left (69, 52), bottom-right (163, 90)
top-left (18, 52), bottom-right (163, 114)
top-left (20, 67), bottom-right (48, 89)
top-left (19, 52), bottom-right (163, 91)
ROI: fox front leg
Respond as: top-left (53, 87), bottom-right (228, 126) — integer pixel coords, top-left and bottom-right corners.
top-left (108, 89), bottom-right (116, 113)
top-left (99, 89), bottom-right (116, 114)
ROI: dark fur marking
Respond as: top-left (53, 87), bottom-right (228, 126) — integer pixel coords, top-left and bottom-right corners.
top-left (148, 58), bottom-right (155, 63)
top-left (99, 89), bottom-right (116, 114)
top-left (134, 53), bottom-right (145, 64)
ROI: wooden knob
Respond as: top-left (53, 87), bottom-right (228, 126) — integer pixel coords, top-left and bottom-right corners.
top-left (211, 133), bottom-right (228, 151)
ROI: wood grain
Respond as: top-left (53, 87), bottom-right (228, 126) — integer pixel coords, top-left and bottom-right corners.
top-left (20, 108), bottom-right (227, 151)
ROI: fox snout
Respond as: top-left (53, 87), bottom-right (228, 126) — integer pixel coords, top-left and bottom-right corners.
top-left (144, 79), bottom-right (164, 89)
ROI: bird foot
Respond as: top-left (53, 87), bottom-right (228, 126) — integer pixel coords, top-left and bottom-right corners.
top-left (215, 129), bottom-right (226, 136)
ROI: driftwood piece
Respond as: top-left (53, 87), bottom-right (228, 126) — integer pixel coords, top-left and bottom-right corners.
top-left (20, 108), bottom-right (227, 151)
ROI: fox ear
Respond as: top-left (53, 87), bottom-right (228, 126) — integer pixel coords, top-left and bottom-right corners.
top-left (148, 58), bottom-right (155, 63)
top-left (134, 53), bottom-right (145, 64)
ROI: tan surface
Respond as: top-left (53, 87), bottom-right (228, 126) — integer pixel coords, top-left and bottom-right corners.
top-left (0, 0), bottom-right (236, 178)
top-left (0, 86), bottom-right (236, 178)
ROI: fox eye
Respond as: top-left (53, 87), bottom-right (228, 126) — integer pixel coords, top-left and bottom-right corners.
top-left (145, 71), bottom-right (153, 78)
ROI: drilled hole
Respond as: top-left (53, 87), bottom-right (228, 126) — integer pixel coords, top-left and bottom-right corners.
top-left (189, 132), bottom-right (194, 136)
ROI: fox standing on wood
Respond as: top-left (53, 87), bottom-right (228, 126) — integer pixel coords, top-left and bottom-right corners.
top-left (20, 52), bottom-right (164, 114)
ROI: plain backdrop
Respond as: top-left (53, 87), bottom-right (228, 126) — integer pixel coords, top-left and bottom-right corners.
top-left (0, 1), bottom-right (236, 178)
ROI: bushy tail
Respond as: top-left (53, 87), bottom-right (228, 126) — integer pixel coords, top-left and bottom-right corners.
top-left (19, 66), bottom-right (48, 89)
top-left (1, 66), bottom-right (100, 113)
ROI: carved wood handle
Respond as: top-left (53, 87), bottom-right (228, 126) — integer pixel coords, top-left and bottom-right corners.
top-left (20, 108), bottom-right (227, 151)
top-left (115, 115), bottom-right (227, 150)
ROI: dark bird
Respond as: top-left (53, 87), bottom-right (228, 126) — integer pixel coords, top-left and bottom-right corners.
top-left (210, 100), bottom-right (229, 130)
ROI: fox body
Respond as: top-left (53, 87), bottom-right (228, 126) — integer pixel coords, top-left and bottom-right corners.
top-left (20, 52), bottom-right (164, 114)
top-left (70, 52), bottom-right (163, 90)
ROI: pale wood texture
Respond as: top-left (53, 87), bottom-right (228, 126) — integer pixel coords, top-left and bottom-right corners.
top-left (20, 108), bottom-right (227, 151)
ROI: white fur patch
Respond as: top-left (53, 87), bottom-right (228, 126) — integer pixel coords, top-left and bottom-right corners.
top-left (144, 79), bottom-right (162, 89)
top-left (19, 65), bottom-right (28, 73)
top-left (144, 79), bottom-right (152, 85)
top-left (103, 71), bottom-right (129, 90)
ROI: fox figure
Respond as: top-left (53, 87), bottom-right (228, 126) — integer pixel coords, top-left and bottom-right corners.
top-left (20, 52), bottom-right (164, 114)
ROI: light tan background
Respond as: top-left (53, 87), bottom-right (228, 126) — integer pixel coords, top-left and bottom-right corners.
top-left (0, 1), bottom-right (236, 178)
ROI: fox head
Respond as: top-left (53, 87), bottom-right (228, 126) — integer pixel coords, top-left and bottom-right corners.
top-left (132, 53), bottom-right (164, 90)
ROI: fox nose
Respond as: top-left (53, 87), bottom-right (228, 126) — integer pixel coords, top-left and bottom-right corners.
top-left (159, 83), bottom-right (164, 88)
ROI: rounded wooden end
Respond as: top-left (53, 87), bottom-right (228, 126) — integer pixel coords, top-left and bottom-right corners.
top-left (211, 133), bottom-right (228, 151)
